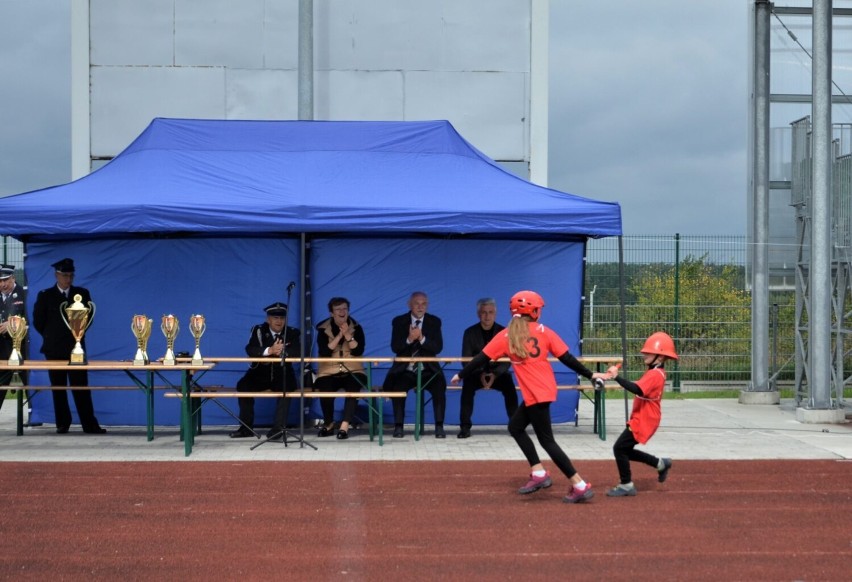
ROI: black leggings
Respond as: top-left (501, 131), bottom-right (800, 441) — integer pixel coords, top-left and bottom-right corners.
top-left (613, 427), bottom-right (659, 484)
top-left (508, 401), bottom-right (578, 479)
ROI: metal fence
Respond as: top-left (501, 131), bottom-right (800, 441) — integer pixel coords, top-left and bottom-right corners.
top-left (583, 234), bottom-right (791, 387)
top-left (5, 234), bottom-right (780, 386)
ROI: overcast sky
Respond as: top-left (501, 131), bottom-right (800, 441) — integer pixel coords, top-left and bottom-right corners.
top-left (0, 0), bottom-right (748, 236)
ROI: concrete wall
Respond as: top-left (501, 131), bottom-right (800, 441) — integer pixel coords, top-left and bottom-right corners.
top-left (87, 0), bottom-right (532, 163)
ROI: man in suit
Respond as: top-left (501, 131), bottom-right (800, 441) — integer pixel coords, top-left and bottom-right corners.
top-left (32, 258), bottom-right (106, 434)
top-left (383, 291), bottom-right (447, 438)
top-left (230, 302), bottom-right (301, 440)
top-left (457, 297), bottom-right (518, 439)
top-left (0, 264), bottom-right (27, 412)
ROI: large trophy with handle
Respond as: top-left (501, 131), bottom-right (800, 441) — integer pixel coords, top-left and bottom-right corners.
top-left (61, 294), bottom-right (95, 364)
top-left (130, 315), bottom-right (153, 366)
top-left (161, 314), bottom-right (179, 366)
top-left (6, 315), bottom-right (28, 366)
top-left (189, 314), bottom-right (206, 365)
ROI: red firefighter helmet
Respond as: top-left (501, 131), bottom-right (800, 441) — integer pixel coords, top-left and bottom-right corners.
top-left (509, 290), bottom-right (545, 320)
top-left (640, 331), bottom-right (679, 360)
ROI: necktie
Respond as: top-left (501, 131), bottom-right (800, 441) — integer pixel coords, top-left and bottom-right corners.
top-left (408, 320), bottom-right (422, 371)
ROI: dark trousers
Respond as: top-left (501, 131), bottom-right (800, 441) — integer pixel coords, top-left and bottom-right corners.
top-left (613, 427), bottom-right (659, 484)
top-left (235, 373), bottom-right (295, 431)
top-left (459, 373), bottom-right (518, 429)
top-left (47, 368), bottom-right (101, 431)
top-left (314, 372), bottom-right (365, 426)
top-left (385, 370), bottom-right (446, 425)
top-left (508, 401), bottom-right (578, 480)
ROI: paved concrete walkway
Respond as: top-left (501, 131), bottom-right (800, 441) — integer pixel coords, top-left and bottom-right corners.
top-left (1, 396), bottom-right (849, 462)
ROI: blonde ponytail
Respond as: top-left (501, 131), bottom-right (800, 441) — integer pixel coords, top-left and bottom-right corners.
top-left (508, 314), bottom-right (531, 358)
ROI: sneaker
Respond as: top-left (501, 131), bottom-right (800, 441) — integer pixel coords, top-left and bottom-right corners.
top-left (606, 484), bottom-right (637, 497)
top-left (658, 458), bottom-right (672, 483)
top-left (562, 483), bottom-right (595, 504)
top-left (518, 472), bottom-right (552, 494)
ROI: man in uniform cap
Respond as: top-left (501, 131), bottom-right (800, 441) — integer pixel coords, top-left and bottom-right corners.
top-left (32, 258), bottom-right (107, 434)
top-left (0, 264), bottom-right (27, 413)
top-left (229, 301), bottom-right (301, 439)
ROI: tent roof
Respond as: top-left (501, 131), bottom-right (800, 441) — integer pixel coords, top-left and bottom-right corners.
top-left (0, 118), bottom-right (621, 241)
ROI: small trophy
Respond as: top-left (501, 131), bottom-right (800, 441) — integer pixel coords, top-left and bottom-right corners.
top-left (189, 314), bottom-right (206, 365)
top-left (6, 315), bottom-right (28, 366)
top-left (131, 315), bottom-right (153, 366)
top-left (161, 314), bottom-right (179, 366)
top-left (61, 294), bottom-right (95, 364)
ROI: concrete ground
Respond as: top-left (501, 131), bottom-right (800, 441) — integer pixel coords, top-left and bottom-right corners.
top-left (1, 393), bottom-right (849, 462)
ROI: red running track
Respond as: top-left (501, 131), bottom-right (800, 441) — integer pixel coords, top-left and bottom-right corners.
top-left (0, 460), bottom-right (849, 581)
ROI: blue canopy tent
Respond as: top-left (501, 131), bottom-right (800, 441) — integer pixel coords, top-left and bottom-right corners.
top-left (0, 118), bottom-right (621, 429)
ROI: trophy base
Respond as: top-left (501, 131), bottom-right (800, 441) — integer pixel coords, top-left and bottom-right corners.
top-left (133, 348), bottom-right (148, 366)
top-left (69, 352), bottom-right (87, 365)
top-left (191, 347), bottom-right (203, 366)
top-left (163, 348), bottom-right (176, 366)
top-left (7, 350), bottom-right (22, 366)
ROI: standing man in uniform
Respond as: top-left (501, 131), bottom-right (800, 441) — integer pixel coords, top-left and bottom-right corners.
top-left (230, 302), bottom-right (301, 440)
top-left (0, 264), bottom-right (27, 413)
top-left (32, 258), bottom-right (106, 434)
top-left (457, 297), bottom-right (518, 438)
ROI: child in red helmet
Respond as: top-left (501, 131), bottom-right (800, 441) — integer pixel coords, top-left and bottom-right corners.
top-left (451, 290), bottom-right (608, 504)
top-left (603, 331), bottom-right (678, 497)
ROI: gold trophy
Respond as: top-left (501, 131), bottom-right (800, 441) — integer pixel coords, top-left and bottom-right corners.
top-left (61, 294), bottom-right (95, 364)
top-left (131, 315), bottom-right (153, 366)
top-left (6, 315), bottom-right (28, 365)
top-left (161, 314), bottom-right (179, 366)
top-left (189, 314), bottom-right (206, 365)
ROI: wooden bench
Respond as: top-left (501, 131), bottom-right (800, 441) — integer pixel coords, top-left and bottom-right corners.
top-left (441, 382), bottom-right (621, 441)
top-left (163, 388), bottom-right (408, 455)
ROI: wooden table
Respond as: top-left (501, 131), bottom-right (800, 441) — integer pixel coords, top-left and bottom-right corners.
top-left (0, 360), bottom-right (214, 442)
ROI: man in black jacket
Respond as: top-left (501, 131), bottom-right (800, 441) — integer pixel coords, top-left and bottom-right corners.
top-left (383, 291), bottom-right (447, 438)
top-left (32, 258), bottom-right (106, 434)
top-left (0, 264), bottom-right (27, 412)
top-left (457, 297), bottom-right (518, 438)
top-left (230, 302), bottom-right (301, 439)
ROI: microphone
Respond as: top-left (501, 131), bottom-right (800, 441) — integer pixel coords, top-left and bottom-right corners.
top-left (287, 281), bottom-right (296, 291)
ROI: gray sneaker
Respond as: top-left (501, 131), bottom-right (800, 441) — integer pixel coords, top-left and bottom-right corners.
top-left (606, 484), bottom-right (637, 497)
top-left (658, 458), bottom-right (673, 483)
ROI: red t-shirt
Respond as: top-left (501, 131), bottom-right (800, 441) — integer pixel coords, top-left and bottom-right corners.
top-left (627, 366), bottom-right (666, 443)
top-left (482, 321), bottom-right (569, 405)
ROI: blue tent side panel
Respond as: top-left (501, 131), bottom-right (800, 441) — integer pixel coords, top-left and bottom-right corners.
top-left (25, 237), bottom-right (583, 427)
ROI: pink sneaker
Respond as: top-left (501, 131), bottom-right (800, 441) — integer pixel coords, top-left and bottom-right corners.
top-left (518, 472), bottom-right (552, 494)
top-left (562, 483), bottom-right (594, 504)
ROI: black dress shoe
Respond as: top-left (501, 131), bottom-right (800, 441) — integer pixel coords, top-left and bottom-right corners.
top-left (457, 429), bottom-right (471, 439)
top-left (393, 425), bottom-right (404, 438)
top-left (56, 425), bottom-right (70, 434)
top-left (435, 424), bottom-right (446, 439)
top-left (336, 429), bottom-right (349, 440)
top-left (229, 428), bottom-right (253, 438)
top-left (83, 426), bottom-right (108, 434)
top-left (266, 428), bottom-right (284, 439)
top-left (317, 426), bottom-right (335, 437)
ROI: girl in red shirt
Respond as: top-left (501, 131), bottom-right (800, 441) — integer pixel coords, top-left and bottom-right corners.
top-left (604, 331), bottom-right (677, 497)
top-left (451, 290), bottom-right (607, 504)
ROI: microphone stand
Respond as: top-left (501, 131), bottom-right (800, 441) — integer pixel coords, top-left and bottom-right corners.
top-left (251, 281), bottom-right (316, 450)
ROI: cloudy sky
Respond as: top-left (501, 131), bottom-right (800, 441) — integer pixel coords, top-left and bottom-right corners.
top-left (0, 0), bottom-right (748, 236)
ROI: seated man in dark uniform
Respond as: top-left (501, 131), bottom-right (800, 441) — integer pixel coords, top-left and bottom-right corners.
top-left (230, 302), bottom-right (301, 439)
top-left (457, 297), bottom-right (518, 438)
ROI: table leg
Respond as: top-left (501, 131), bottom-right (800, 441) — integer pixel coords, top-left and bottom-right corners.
top-left (414, 364), bottom-right (422, 442)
